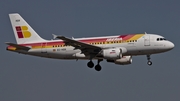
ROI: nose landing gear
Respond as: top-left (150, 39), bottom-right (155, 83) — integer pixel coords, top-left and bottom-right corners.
top-left (147, 61), bottom-right (152, 65)
top-left (147, 55), bottom-right (152, 66)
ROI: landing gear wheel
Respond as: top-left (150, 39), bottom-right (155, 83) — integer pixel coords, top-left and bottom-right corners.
top-left (146, 55), bottom-right (152, 66)
top-left (87, 61), bottom-right (94, 68)
top-left (95, 64), bottom-right (102, 71)
top-left (147, 61), bottom-right (152, 66)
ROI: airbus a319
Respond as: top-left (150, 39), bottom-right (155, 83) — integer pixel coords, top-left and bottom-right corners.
top-left (6, 13), bottom-right (174, 71)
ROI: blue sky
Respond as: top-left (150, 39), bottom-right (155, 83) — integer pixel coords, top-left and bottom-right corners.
top-left (0, 0), bottom-right (180, 101)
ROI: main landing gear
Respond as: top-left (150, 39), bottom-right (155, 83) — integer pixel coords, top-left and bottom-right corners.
top-left (87, 59), bottom-right (103, 71)
top-left (147, 55), bottom-right (152, 66)
top-left (87, 61), bottom-right (94, 68)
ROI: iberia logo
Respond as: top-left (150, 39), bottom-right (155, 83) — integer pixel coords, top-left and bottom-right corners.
top-left (15, 26), bottom-right (31, 38)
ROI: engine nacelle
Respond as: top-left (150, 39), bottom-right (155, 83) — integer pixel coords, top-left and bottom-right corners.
top-left (102, 47), bottom-right (127, 59)
top-left (114, 56), bottom-right (132, 65)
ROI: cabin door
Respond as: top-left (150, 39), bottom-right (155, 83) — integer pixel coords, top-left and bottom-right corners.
top-left (41, 42), bottom-right (47, 53)
top-left (144, 35), bottom-right (150, 46)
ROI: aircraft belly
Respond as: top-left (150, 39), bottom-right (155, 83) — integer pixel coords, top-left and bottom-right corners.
top-left (27, 48), bottom-right (80, 59)
top-left (46, 48), bottom-right (80, 59)
top-left (126, 45), bottom-right (167, 55)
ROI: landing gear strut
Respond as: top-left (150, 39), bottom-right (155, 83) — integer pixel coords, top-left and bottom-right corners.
top-left (95, 59), bottom-right (103, 71)
top-left (147, 55), bottom-right (152, 66)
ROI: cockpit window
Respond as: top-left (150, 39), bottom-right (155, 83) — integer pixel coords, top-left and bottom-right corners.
top-left (157, 38), bottom-right (167, 41)
top-left (163, 38), bottom-right (167, 40)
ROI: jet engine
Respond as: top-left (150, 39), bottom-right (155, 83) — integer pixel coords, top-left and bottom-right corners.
top-left (102, 47), bottom-right (127, 59)
top-left (107, 56), bottom-right (132, 65)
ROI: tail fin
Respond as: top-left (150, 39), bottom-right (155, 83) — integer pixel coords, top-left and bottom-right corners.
top-left (9, 13), bottom-right (46, 44)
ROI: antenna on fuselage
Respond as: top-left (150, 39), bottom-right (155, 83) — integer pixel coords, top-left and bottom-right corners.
top-left (145, 32), bottom-right (147, 34)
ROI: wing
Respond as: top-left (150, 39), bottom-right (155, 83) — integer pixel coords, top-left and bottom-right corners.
top-left (53, 35), bottom-right (102, 57)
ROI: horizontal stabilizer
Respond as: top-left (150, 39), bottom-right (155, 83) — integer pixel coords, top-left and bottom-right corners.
top-left (5, 42), bottom-right (30, 50)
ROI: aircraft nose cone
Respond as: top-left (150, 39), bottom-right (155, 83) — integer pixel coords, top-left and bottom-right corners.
top-left (167, 41), bottom-right (174, 50)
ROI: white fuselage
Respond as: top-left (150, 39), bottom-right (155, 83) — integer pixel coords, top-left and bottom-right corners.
top-left (11, 34), bottom-right (174, 60)
top-left (7, 13), bottom-right (175, 70)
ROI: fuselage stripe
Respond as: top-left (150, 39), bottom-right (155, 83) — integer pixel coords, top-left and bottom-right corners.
top-left (7, 34), bottom-right (145, 50)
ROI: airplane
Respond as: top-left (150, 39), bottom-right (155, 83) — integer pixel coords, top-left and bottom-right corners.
top-left (6, 13), bottom-right (174, 71)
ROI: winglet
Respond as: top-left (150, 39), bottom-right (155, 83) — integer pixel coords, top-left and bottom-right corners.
top-left (52, 34), bottom-right (57, 39)
top-left (52, 34), bottom-right (66, 40)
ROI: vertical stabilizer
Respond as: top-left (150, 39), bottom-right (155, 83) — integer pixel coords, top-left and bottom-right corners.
top-left (9, 13), bottom-right (46, 44)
